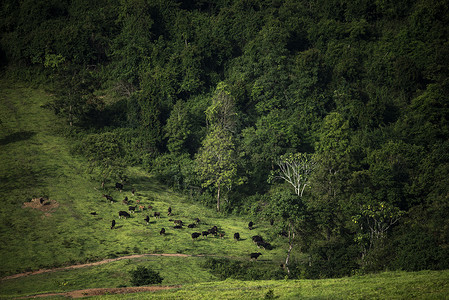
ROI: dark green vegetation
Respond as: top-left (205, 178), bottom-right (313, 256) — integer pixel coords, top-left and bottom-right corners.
top-left (1, 0), bottom-right (449, 295)
top-left (130, 266), bottom-right (164, 286)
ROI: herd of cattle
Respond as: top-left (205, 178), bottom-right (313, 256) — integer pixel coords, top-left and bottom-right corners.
top-left (97, 183), bottom-right (274, 261)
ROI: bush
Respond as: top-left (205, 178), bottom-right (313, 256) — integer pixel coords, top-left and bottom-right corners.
top-left (129, 266), bottom-right (163, 286)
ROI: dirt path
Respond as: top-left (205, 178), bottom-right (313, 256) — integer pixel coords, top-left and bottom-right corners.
top-left (1, 253), bottom-right (202, 281)
top-left (17, 285), bottom-right (182, 299)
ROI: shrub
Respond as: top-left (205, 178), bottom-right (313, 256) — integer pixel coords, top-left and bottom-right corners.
top-left (129, 266), bottom-right (163, 286)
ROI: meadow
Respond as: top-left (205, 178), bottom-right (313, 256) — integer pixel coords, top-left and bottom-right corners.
top-left (1, 80), bottom-right (449, 299)
top-left (0, 80), bottom-right (287, 296)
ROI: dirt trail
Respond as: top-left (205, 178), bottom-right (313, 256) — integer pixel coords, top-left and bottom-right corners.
top-left (18, 285), bottom-right (182, 299)
top-left (1, 253), bottom-right (202, 281)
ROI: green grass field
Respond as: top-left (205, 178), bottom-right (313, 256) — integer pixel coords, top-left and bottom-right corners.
top-left (1, 80), bottom-right (449, 299)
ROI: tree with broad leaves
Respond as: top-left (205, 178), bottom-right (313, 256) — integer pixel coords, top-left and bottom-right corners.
top-left (195, 82), bottom-right (243, 211)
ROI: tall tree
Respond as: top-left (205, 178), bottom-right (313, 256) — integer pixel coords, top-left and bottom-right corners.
top-left (195, 82), bottom-right (241, 211)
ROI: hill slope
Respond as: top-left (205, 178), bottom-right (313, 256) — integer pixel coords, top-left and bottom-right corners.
top-left (0, 81), bottom-right (289, 293)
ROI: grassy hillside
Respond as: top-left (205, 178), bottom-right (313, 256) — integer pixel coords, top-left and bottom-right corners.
top-left (0, 81), bottom-right (289, 289)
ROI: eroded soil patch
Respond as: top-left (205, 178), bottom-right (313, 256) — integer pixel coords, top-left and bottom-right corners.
top-left (22, 197), bottom-right (59, 217)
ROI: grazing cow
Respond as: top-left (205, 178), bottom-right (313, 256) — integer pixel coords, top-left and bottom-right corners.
top-left (250, 252), bottom-right (262, 260)
top-left (191, 232), bottom-right (201, 240)
top-left (115, 182), bottom-right (123, 191)
top-left (188, 223), bottom-right (196, 228)
top-left (219, 232), bottom-right (225, 239)
top-left (39, 197), bottom-right (45, 205)
top-left (174, 220), bottom-right (183, 225)
top-left (111, 220), bottom-right (116, 229)
top-left (208, 226), bottom-right (218, 235)
top-left (252, 235), bottom-right (263, 244)
top-left (202, 231), bottom-right (209, 238)
top-left (174, 225), bottom-right (182, 229)
top-left (194, 218), bottom-right (200, 224)
top-left (90, 212), bottom-right (97, 215)
top-left (160, 228), bottom-right (166, 235)
top-left (248, 221), bottom-right (254, 230)
top-left (144, 215), bottom-right (150, 224)
top-left (154, 212), bottom-right (161, 219)
top-left (118, 211), bottom-right (130, 219)
top-left (129, 206), bottom-right (136, 213)
top-left (138, 205), bottom-right (145, 211)
top-left (234, 232), bottom-right (240, 241)
top-left (103, 194), bottom-right (114, 203)
top-left (168, 207), bottom-right (172, 216)
top-left (123, 197), bottom-right (129, 205)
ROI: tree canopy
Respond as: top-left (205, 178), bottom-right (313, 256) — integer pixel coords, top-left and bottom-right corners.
top-left (1, 0), bottom-right (448, 278)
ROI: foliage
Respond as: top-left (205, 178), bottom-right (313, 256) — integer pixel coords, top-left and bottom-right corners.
top-left (129, 266), bottom-right (163, 286)
top-left (1, 0), bottom-right (449, 278)
top-left (202, 258), bottom-right (285, 281)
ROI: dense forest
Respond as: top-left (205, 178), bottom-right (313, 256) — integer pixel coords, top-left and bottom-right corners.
top-left (1, 0), bottom-right (448, 278)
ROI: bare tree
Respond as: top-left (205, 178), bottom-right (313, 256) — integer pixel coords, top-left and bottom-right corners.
top-left (274, 153), bottom-right (316, 196)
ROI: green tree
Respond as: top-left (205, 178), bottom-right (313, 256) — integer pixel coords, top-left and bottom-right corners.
top-left (77, 132), bottom-right (125, 188)
top-left (164, 100), bottom-right (192, 154)
top-left (195, 82), bottom-right (242, 211)
top-left (312, 112), bottom-right (353, 240)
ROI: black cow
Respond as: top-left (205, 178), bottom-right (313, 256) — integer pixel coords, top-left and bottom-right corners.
top-left (118, 211), bottom-right (130, 219)
top-left (128, 206), bottom-right (136, 213)
top-left (256, 241), bottom-right (272, 250)
top-left (174, 220), bottom-right (183, 225)
top-left (39, 197), bottom-right (45, 205)
top-left (234, 232), bottom-right (240, 241)
top-left (115, 182), bottom-right (124, 191)
top-left (111, 220), bottom-right (116, 229)
top-left (252, 235), bottom-right (263, 243)
top-left (194, 218), bottom-right (200, 224)
top-left (154, 212), bottom-right (161, 219)
top-left (248, 221), bottom-right (254, 230)
top-left (160, 228), bottom-right (166, 235)
top-left (192, 232), bottom-right (201, 240)
top-left (250, 252), bottom-right (262, 260)
top-left (174, 225), bottom-right (183, 229)
top-left (168, 207), bottom-right (172, 216)
top-left (202, 231), bottom-right (209, 238)
top-left (144, 215), bottom-right (150, 224)
top-left (90, 212), bottom-right (97, 215)
top-left (132, 189), bottom-right (135, 196)
top-left (103, 194), bottom-right (114, 203)
top-left (188, 223), bottom-right (196, 228)
top-left (123, 197), bottom-right (129, 205)
top-left (208, 226), bottom-right (218, 235)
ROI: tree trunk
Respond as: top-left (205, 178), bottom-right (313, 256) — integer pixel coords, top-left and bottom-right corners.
top-left (285, 223), bottom-right (295, 274)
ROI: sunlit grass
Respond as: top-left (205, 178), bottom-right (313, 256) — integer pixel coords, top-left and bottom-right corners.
top-left (0, 80), bottom-right (289, 299)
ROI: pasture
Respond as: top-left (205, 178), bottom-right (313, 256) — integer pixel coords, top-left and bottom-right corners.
top-left (0, 80), bottom-right (289, 296)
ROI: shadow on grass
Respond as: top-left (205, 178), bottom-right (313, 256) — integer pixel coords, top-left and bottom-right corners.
top-left (0, 131), bottom-right (36, 145)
